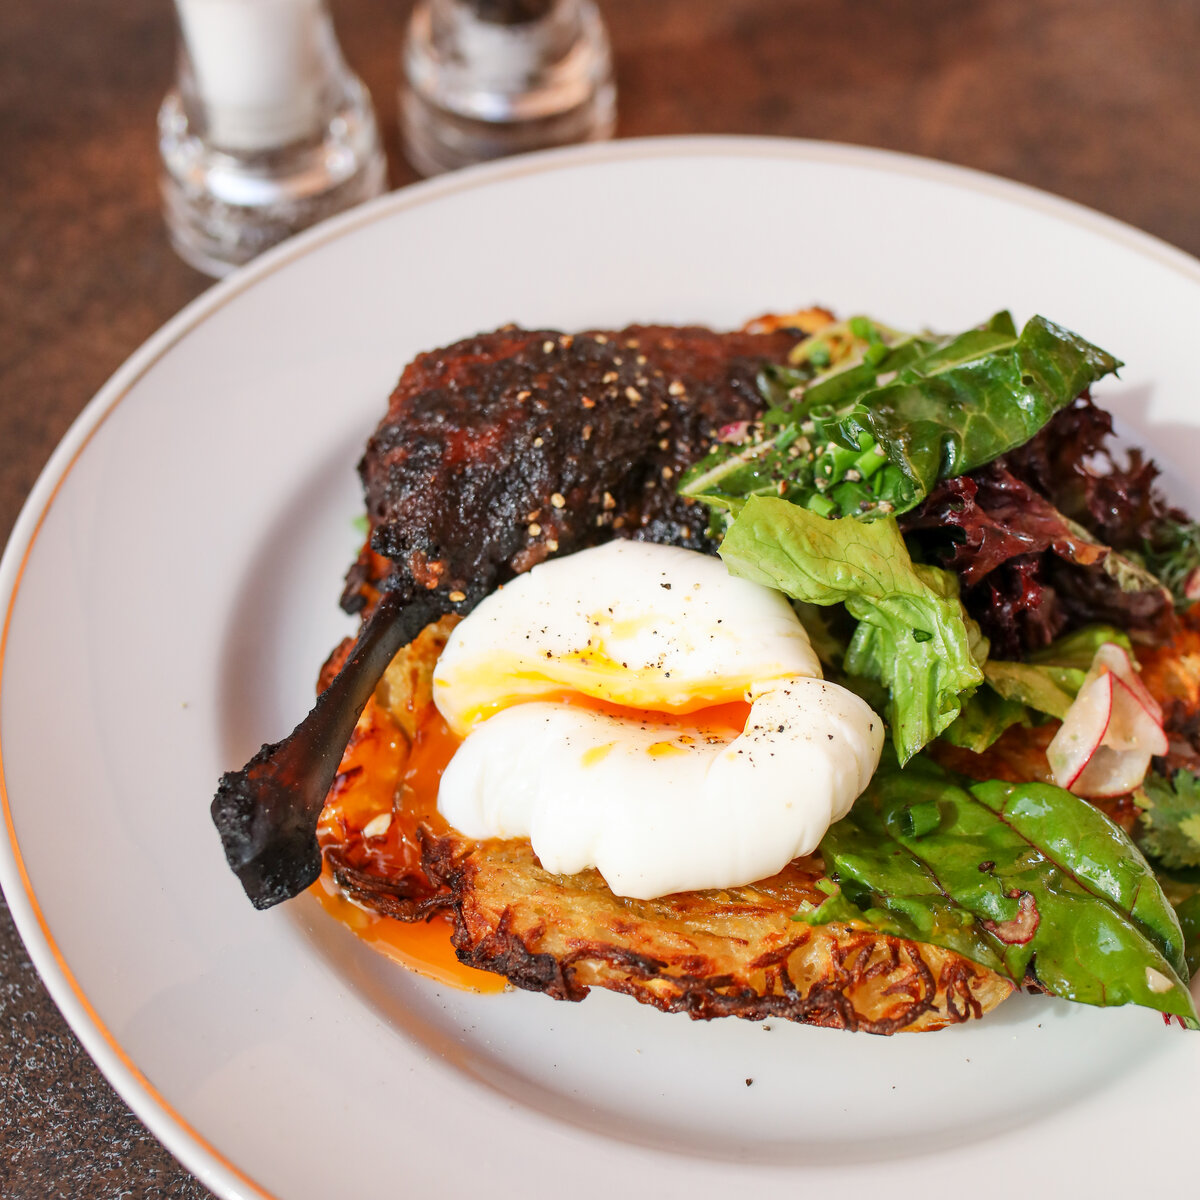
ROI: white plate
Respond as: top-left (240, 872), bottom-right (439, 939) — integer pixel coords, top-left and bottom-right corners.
top-left (3, 138), bottom-right (1199, 1200)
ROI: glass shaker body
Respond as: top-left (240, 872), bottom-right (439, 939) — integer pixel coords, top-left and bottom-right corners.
top-left (160, 0), bottom-right (387, 277)
top-left (402, 0), bottom-right (616, 176)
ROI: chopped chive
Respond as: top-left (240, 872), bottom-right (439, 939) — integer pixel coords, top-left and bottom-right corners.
top-left (825, 443), bottom-right (859, 473)
top-left (854, 445), bottom-right (887, 478)
top-left (830, 479), bottom-right (873, 512)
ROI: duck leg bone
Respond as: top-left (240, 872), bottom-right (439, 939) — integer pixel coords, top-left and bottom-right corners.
top-left (210, 588), bottom-right (451, 909)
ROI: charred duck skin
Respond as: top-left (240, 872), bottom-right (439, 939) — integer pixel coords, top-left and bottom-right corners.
top-left (213, 323), bottom-right (801, 909)
top-left (345, 323), bottom-right (797, 608)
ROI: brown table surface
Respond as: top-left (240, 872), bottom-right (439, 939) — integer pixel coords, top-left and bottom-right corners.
top-left (3, 0), bottom-right (1200, 1195)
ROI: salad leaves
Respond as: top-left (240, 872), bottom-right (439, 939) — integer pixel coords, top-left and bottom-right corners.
top-left (938, 686), bottom-right (1028, 753)
top-left (719, 497), bottom-right (981, 761)
top-left (941, 625), bottom-right (1135, 748)
top-left (802, 755), bottom-right (1197, 1025)
top-left (981, 661), bottom-right (1082, 721)
top-left (681, 312), bottom-right (1121, 524)
top-left (905, 462), bottom-right (1173, 659)
top-left (687, 307), bottom-right (1200, 1029)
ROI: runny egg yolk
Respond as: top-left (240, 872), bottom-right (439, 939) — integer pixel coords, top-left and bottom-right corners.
top-left (432, 541), bottom-right (884, 900)
top-left (433, 539), bottom-right (821, 736)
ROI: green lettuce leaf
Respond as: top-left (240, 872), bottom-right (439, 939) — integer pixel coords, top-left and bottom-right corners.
top-left (939, 686), bottom-right (1029, 752)
top-left (983, 661), bottom-right (1084, 721)
top-left (802, 755), bottom-right (1197, 1025)
top-left (720, 497), bottom-right (982, 761)
top-left (680, 313), bottom-right (1121, 522)
top-left (788, 600), bottom-right (851, 670)
top-left (948, 625), bottom-right (1135, 737)
top-left (1026, 624), bottom-right (1133, 668)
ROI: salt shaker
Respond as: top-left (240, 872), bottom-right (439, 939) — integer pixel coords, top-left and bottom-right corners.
top-left (402, 0), bottom-right (616, 176)
top-left (159, 0), bottom-right (387, 277)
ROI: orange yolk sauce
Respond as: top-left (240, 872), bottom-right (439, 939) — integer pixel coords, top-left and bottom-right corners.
top-left (313, 695), bottom-right (506, 993)
top-left (312, 683), bottom-right (753, 991)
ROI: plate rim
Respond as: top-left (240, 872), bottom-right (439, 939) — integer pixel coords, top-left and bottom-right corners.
top-left (4, 133), bottom-right (1200, 1199)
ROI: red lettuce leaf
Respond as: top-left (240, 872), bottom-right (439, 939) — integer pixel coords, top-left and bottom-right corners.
top-left (1000, 395), bottom-right (1182, 550)
top-left (903, 397), bottom-right (1179, 659)
top-left (903, 465), bottom-right (1107, 587)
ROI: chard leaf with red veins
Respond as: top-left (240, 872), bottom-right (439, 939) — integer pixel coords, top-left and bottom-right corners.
top-left (682, 313), bottom-right (1119, 523)
top-left (804, 755), bottom-right (1197, 1025)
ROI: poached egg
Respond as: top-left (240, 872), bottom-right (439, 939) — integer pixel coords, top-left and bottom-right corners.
top-left (433, 541), bottom-right (883, 899)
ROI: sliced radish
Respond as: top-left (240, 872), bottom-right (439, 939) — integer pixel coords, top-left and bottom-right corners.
top-left (1091, 642), bottom-right (1163, 725)
top-left (1047, 670), bottom-right (1112, 789)
top-left (1070, 744), bottom-right (1157, 798)
top-left (1047, 643), bottom-right (1168, 798)
top-left (1105, 675), bottom-right (1168, 756)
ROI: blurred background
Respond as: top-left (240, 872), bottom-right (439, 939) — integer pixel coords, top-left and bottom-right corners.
top-left (2, 0), bottom-right (1199, 1194)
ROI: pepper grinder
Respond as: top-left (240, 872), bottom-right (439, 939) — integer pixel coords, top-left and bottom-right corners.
top-left (402, 0), bottom-right (616, 177)
top-left (159, 0), bottom-right (388, 277)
